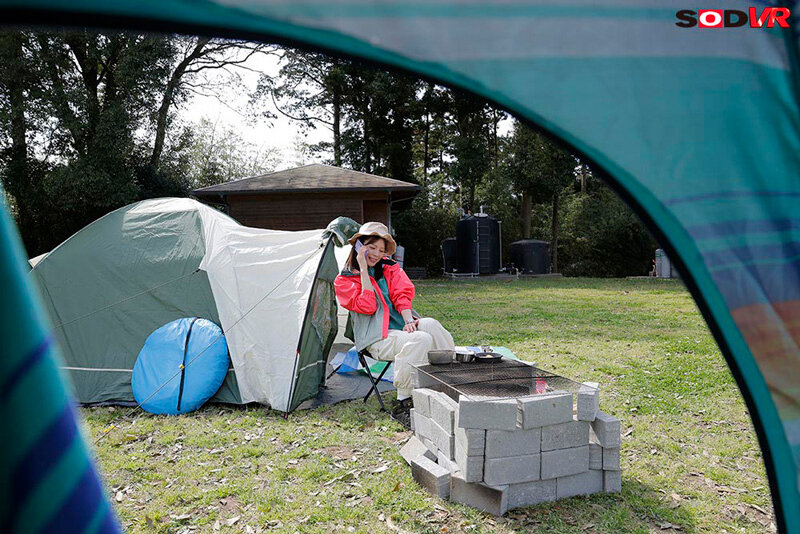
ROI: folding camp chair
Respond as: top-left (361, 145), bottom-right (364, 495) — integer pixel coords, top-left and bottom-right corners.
top-left (326, 348), bottom-right (390, 411)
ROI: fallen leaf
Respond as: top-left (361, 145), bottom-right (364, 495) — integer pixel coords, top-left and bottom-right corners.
top-left (172, 513), bottom-right (191, 521)
top-left (371, 465), bottom-right (389, 474)
top-left (226, 516), bottom-right (240, 526)
top-left (657, 521), bottom-right (682, 530)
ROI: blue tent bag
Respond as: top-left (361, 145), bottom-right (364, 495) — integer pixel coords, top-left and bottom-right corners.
top-left (132, 317), bottom-right (229, 415)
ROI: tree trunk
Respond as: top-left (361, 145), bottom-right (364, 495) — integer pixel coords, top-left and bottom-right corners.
top-left (492, 110), bottom-right (499, 172)
top-left (551, 192), bottom-right (560, 273)
top-left (151, 37), bottom-right (210, 169)
top-left (3, 32), bottom-right (38, 253)
top-left (521, 191), bottom-right (532, 239)
top-left (332, 85), bottom-right (341, 166)
top-left (362, 102), bottom-right (372, 173)
top-left (422, 113), bottom-right (430, 188)
top-left (580, 164), bottom-right (587, 194)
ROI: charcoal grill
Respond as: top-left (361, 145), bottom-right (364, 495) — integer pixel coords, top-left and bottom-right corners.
top-left (417, 359), bottom-right (594, 401)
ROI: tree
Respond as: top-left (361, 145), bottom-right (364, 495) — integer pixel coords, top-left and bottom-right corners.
top-left (508, 121), bottom-right (576, 272)
top-left (188, 117), bottom-right (281, 188)
top-left (252, 50), bottom-right (345, 165)
top-left (449, 93), bottom-right (493, 212)
top-left (151, 37), bottom-right (278, 170)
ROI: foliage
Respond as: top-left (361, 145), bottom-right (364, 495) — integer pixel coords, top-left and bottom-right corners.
top-left (558, 184), bottom-right (657, 277)
top-left (187, 117), bottom-right (281, 188)
top-left (0, 30), bottom-right (269, 255)
top-left (84, 278), bottom-right (772, 533)
top-left (392, 195), bottom-right (460, 275)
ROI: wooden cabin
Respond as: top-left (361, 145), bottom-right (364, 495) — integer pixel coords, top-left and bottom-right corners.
top-left (192, 164), bottom-right (420, 232)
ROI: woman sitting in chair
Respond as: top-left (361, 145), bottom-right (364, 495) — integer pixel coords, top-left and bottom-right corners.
top-left (334, 222), bottom-right (455, 427)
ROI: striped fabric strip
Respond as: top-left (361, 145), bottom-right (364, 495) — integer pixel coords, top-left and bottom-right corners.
top-left (0, 187), bottom-right (121, 533)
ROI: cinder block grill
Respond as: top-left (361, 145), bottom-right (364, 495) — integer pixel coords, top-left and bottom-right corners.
top-left (417, 360), bottom-right (585, 400)
top-left (407, 361), bottom-right (621, 515)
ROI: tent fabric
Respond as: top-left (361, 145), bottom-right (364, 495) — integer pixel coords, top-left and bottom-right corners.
top-left (0, 189), bottom-right (121, 532)
top-left (288, 238), bottom-right (341, 411)
top-left (131, 317), bottom-right (230, 415)
top-left (30, 198), bottom-right (338, 412)
top-left (29, 198), bottom-right (237, 405)
top-left (3, 1), bottom-right (800, 529)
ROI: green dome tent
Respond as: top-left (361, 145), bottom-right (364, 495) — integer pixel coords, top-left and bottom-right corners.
top-left (30, 198), bottom-right (340, 413)
top-left (3, 1), bottom-right (800, 532)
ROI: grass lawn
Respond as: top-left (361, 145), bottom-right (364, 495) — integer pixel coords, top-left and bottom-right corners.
top-left (82, 277), bottom-right (775, 533)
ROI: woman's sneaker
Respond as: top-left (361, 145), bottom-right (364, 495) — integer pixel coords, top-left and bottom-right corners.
top-left (390, 398), bottom-right (414, 429)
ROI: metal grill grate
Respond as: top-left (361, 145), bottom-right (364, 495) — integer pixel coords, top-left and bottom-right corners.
top-left (417, 359), bottom-right (594, 401)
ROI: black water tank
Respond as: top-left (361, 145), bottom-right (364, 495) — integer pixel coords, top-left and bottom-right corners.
top-left (455, 214), bottom-right (501, 274)
top-left (441, 238), bottom-right (457, 273)
top-left (509, 239), bottom-right (550, 274)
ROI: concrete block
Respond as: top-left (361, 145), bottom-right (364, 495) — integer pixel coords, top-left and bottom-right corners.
top-left (556, 469), bottom-right (603, 499)
top-left (412, 364), bottom-right (439, 389)
top-left (450, 473), bottom-right (509, 516)
top-left (455, 426), bottom-right (486, 457)
top-left (541, 445), bottom-right (589, 480)
top-left (454, 442), bottom-right (484, 483)
top-left (437, 449), bottom-right (458, 474)
top-left (589, 442), bottom-right (603, 470)
top-left (411, 455), bottom-right (450, 499)
top-left (399, 435), bottom-right (436, 465)
top-left (422, 437), bottom-right (437, 455)
top-left (458, 396), bottom-right (518, 430)
top-left (430, 391), bottom-right (458, 433)
top-left (483, 454), bottom-right (541, 486)
top-left (604, 469), bottom-right (622, 493)
top-left (410, 408), bottom-right (415, 431)
top-left (413, 411), bottom-right (432, 441)
top-left (485, 427), bottom-right (541, 458)
top-left (577, 382), bottom-right (600, 421)
top-left (602, 447), bottom-right (620, 471)
top-left (591, 411), bottom-right (621, 447)
top-left (517, 392), bottom-right (573, 429)
top-left (508, 479), bottom-right (557, 510)
top-left (541, 420), bottom-right (590, 452)
top-left (412, 388), bottom-right (435, 418)
top-left (428, 418), bottom-right (455, 460)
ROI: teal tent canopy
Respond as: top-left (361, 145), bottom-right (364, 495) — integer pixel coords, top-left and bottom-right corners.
top-left (3, 1), bottom-right (800, 531)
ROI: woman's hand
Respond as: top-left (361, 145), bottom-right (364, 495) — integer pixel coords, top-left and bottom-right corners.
top-left (402, 318), bottom-right (419, 333)
top-left (356, 246), bottom-right (369, 271)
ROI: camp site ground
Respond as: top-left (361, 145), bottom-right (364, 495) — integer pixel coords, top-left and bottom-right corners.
top-left (82, 277), bottom-right (774, 534)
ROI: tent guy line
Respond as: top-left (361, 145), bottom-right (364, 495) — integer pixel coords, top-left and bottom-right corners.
top-left (93, 244), bottom-right (325, 445)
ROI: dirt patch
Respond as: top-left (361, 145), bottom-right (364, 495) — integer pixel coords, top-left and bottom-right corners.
top-left (322, 445), bottom-right (356, 461)
top-left (219, 495), bottom-right (242, 513)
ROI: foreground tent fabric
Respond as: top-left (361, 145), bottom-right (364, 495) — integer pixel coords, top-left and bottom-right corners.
top-left (3, 0), bottom-right (800, 530)
top-left (0, 190), bottom-right (121, 532)
top-left (29, 198), bottom-right (339, 413)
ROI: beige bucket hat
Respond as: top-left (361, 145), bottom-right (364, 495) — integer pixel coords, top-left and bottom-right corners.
top-left (348, 221), bottom-right (397, 257)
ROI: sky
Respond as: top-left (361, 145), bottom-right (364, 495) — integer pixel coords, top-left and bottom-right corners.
top-left (180, 44), bottom-right (513, 173)
top-left (181, 48), bottom-right (331, 172)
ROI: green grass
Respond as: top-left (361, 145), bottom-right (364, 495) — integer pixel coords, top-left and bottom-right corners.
top-left (82, 277), bottom-right (775, 533)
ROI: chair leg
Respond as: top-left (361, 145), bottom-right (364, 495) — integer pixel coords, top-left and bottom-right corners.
top-left (326, 362), bottom-right (343, 380)
top-left (359, 352), bottom-right (388, 412)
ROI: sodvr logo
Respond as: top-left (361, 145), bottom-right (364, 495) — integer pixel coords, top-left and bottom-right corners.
top-left (675, 7), bottom-right (791, 28)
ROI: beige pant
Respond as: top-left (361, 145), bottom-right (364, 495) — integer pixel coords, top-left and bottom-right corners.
top-left (367, 317), bottom-right (455, 397)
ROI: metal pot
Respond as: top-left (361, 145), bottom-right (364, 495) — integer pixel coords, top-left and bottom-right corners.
top-left (428, 349), bottom-right (455, 365)
top-left (455, 351), bottom-right (475, 363)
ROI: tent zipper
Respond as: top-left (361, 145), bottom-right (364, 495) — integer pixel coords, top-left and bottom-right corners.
top-left (176, 318), bottom-right (200, 413)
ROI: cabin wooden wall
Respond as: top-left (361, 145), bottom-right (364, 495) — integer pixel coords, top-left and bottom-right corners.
top-left (225, 191), bottom-right (389, 231)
